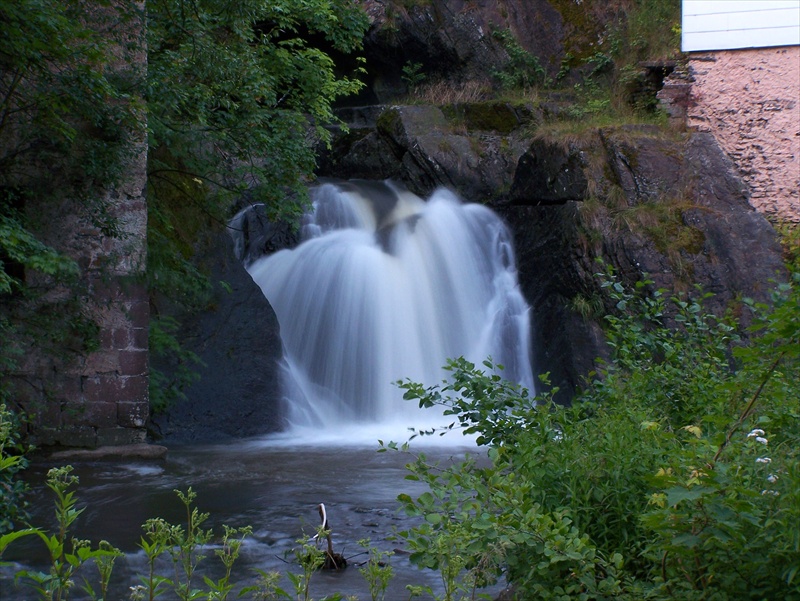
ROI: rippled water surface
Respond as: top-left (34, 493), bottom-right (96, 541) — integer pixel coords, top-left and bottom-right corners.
top-left (2, 435), bottom-right (493, 600)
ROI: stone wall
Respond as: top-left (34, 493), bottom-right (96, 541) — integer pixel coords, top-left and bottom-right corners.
top-left (5, 6), bottom-right (149, 449)
top-left (72, 145), bottom-right (149, 448)
top-left (680, 46), bottom-right (800, 222)
top-left (18, 157), bottom-right (150, 448)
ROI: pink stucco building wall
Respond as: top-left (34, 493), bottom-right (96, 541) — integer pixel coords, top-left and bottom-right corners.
top-left (685, 46), bottom-right (800, 222)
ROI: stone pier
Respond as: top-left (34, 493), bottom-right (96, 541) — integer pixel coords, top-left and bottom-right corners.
top-left (2, 5), bottom-right (149, 448)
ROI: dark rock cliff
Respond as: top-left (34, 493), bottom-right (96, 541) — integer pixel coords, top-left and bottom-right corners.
top-left (316, 106), bottom-right (785, 400)
top-left (355, 0), bottom-right (627, 101)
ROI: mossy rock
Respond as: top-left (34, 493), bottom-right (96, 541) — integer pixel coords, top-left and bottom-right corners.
top-left (442, 102), bottom-right (535, 134)
top-left (375, 107), bottom-right (402, 136)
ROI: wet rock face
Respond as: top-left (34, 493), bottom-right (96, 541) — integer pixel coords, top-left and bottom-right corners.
top-left (358, 0), bottom-right (552, 100)
top-left (150, 228), bottom-right (285, 443)
top-left (509, 139), bottom-right (589, 205)
top-left (318, 104), bottom-right (529, 202)
top-left (229, 205), bottom-right (301, 267)
top-left (599, 126), bottom-right (683, 206)
top-left (355, 0), bottom-right (629, 102)
top-left (505, 129), bottom-right (784, 398)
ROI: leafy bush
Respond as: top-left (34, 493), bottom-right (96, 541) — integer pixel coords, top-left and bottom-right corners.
top-left (491, 28), bottom-right (549, 90)
top-left (0, 404), bottom-right (30, 534)
top-left (394, 265), bottom-right (800, 600)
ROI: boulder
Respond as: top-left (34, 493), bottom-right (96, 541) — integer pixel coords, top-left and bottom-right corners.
top-left (500, 128), bottom-right (784, 398)
top-left (150, 226), bottom-right (285, 442)
top-left (509, 138), bottom-right (589, 204)
top-left (320, 104), bottom-right (529, 202)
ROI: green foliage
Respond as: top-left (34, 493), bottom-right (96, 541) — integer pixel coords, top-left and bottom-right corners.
top-left (392, 370), bottom-right (628, 600)
top-left (0, 201), bottom-right (79, 296)
top-left (401, 62), bottom-right (427, 90)
top-left (0, 1), bottom-right (143, 400)
top-left (148, 315), bottom-right (204, 414)
top-left (146, 0), bottom-right (368, 219)
top-left (0, 0), bottom-right (141, 189)
top-left (562, 79), bottom-right (611, 121)
top-left (136, 486), bottom-right (255, 601)
top-left (620, 0), bottom-right (683, 64)
top-left (603, 0), bottom-right (681, 114)
top-left (0, 404), bottom-right (30, 534)
top-left (491, 28), bottom-right (548, 91)
top-left (545, 0), bottom-right (681, 121)
top-left (0, 0), bottom-right (141, 283)
top-left (9, 466), bottom-right (122, 601)
top-left (357, 540), bottom-right (394, 601)
top-left (240, 529), bottom-right (357, 601)
top-left (393, 264), bottom-right (800, 600)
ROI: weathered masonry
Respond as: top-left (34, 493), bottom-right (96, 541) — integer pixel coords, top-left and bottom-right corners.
top-left (3, 7), bottom-right (149, 448)
top-left (660, 0), bottom-right (800, 221)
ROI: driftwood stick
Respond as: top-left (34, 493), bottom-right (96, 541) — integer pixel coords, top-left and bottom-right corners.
top-left (317, 503), bottom-right (335, 558)
top-left (314, 503), bottom-right (347, 570)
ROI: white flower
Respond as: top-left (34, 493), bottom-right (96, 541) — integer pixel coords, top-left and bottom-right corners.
top-left (767, 474), bottom-right (779, 483)
top-left (756, 457), bottom-right (772, 464)
top-left (761, 489), bottom-right (780, 496)
top-left (747, 429), bottom-right (765, 438)
top-left (129, 585), bottom-right (146, 601)
top-left (755, 436), bottom-right (768, 445)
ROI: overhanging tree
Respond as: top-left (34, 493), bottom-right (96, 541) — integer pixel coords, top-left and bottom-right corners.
top-left (145, 0), bottom-right (369, 411)
top-left (1, 0), bottom-right (369, 418)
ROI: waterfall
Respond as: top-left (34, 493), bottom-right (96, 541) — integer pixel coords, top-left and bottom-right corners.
top-left (245, 180), bottom-right (533, 436)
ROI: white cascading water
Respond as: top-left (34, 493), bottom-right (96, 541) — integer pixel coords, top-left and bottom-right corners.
top-left (246, 180), bottom-right (533, 440)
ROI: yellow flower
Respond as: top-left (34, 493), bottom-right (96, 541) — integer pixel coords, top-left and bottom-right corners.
top-left (682, 425), bottom-right (702, 438)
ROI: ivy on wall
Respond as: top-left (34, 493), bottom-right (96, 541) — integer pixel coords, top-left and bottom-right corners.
top-left (0, 0), bottom-right (144, 427)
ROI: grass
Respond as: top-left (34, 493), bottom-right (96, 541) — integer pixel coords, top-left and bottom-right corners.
top-left (405, 79), bottom-right (494, 105)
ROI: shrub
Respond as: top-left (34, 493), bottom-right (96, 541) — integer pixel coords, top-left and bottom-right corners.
top-left (394, 265), bottom-right (800, 600)
top-left (0, 403), bottom-right (30, 534)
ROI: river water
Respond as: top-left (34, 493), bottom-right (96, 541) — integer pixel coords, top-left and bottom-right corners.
top-left (1, 434), bottom-right (496, 600)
